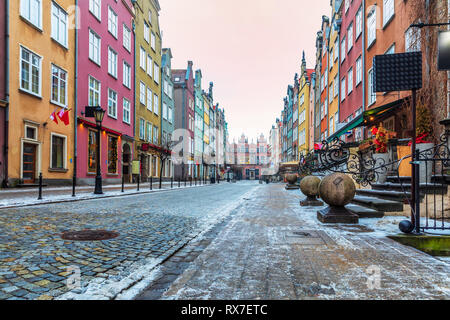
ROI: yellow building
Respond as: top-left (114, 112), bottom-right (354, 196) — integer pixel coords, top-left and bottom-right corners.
top-left (6, 0), bottom-right (76, 186)
top-left (133, 0), bottom-right (163, 181)
top-left (327, 0), bottom-right (341, 137)
top-left (298, 52), bottom-right (314, 157)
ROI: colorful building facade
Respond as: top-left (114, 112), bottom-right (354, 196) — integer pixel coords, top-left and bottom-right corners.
top-left (0, 0), bottom-right (6, 186)
top-left (161, 48), bottom-right (174, 178)
top-left (7, 0), bottom-right (76, 186)
top-left (298, 53), bottom-right (314, 155)
top-left (327, 0), bottom-right (340, 137)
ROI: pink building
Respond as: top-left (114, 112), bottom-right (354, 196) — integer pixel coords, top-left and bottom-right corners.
top-left (76, 0), bottom-right (135, 185)
top-left (337, 0), bottom-right (364, 142)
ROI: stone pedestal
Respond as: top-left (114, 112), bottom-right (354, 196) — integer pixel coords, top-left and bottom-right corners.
top-left (300, 195), bottom-right (324, 207)
top-left (317, 206), bottom-right (359, 224)
top-left (285, 174), bottom-right (299, 190)
top-left (317, 173), bottom-right (358, 224)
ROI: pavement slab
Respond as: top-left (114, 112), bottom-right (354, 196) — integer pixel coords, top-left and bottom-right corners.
top-left (145, 183), bottom-right (450, 300)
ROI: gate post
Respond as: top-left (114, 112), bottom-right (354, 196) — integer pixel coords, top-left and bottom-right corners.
top-left (414, 150), bottom-right (421, 234)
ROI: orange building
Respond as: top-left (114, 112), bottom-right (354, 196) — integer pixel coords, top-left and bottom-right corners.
top-left (6, 0), bottom-right (75, 186)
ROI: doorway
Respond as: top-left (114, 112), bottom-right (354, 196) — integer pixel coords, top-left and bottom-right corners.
top-left (23, 143), bottom-right (37, 183)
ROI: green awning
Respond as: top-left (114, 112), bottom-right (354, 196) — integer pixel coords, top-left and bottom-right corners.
top-left (327, 115), bottom-right (364, 142)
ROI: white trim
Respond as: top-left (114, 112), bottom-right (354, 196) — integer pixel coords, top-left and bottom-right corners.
top-left (19, 44), bottom-right (43, 97)
top-left (50, 63), bottom-right (68, 107)
top-left (50, 132), bottom-right (68, 170)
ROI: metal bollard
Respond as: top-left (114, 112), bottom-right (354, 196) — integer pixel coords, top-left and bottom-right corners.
top-left (38, 172), bottom-right (43, 200)
top-left (171, 177), bottom-right (173, 189)
top-left (159, 176), bottom-right (162, 189)
top-left (178, 178), bottom-right (180, 188)
top-left (190, 178), bottom-right (192, 187)
top-left (150, 176), bottom-right (153, 190)
top-left (137, 175), bottom-right (140, 191)
top-left (72, 174), bottom-right (76, 197)
top-left (121, 175), bottom-right (125, 192)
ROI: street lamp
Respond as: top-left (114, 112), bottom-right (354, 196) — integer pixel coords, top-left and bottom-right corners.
top-left (93, 106), bottom-right (106, 195)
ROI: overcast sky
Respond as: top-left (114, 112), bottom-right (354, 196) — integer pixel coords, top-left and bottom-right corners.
top-left (159, 0), bottom-right (330, 142)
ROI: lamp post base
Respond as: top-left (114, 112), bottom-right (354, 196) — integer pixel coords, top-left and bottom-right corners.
top-left (94, 175), bottom-right (103, 195)
top-left (317, 206), bottom-right (359, 224)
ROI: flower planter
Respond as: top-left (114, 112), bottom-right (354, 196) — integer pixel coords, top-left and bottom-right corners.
top-left (417, 143), bottom-right (435, 184)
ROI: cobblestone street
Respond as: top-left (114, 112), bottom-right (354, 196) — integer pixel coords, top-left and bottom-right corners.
top-left (0, 182), bottom-right (257, 300)
top-left (139, 183), bottom-right (450, 300)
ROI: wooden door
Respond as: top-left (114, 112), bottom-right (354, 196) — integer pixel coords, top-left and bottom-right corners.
top-left (23, 143), bottom-right (36, 183)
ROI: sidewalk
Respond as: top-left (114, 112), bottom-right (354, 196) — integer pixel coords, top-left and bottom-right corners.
top-left (0, 180), bottom-right (215, 209)
top-left (142, 183), bottom-right (450, 300)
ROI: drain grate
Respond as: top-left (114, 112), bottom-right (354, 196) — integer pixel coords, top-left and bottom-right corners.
top-left (61, 229), bottom-right (119, 241)
top-left (292, 231), bottom-right (311, 237)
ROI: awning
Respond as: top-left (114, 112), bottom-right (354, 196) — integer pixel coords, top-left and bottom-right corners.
top-left (327, 98), bottom-right (406, 142)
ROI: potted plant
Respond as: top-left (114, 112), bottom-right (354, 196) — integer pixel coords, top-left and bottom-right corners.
top-left (413, 102), bottom-right (434, 183)
top-left (371, 124), bottom-right (396, 184)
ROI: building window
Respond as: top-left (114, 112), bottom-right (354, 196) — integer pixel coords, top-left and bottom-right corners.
top-left (347, 23), bottom-right (353, 52)
top-left (168, 107), bottom-right (173, 124)
top-left (140, 47), bottom-right (146, 71)
top-left (146, 122), bottom-right (152, 142)
top-left (367, 8), bottom-right (377, 47)
top-left (51, 2), bottom-right (68, 47)
top-left (107, 136), bottom-right (118, 174)
top-left (123, 24), bottom-right (131, 52)
top-left (405, 26), bottom-right (421, 52)
top-left (21, 0), bottom-right (42, 29)
top-left (341, 77), bottom-right (346, 102)
top-left (89, 30), bottom-right (101, 65)
top-left (154, 94), bottom-right (159, 115)
top-left (356, 56), bottom-right (362, 85)
top-left (368, 68), bottom-right (376, 105)
top-left (123, 61), bottom-right (131, 88)
top-left (107, 89), bottom-right (117, 119)
top-left (154, 63), bottom-right (160, 84)
top-left (139, 119), bottom-right (145, 140)
top-left (386, 43), bottom-right (395, 55)
top-left (151, 32), bottom-right (156, 51)
top-left (140, 81), bottom-right (146, 105)
top-left (340, 38), bottom-right (346, 63)
top-left (88, 129), bottom-right (97, 173)
top-left (334, 75), bottom-right (338, 98)
top-left (148, 10), bottom-right (152, 25)
top-left (147, 87), bottom-right (153, 111)
top-left (356, 6), bottom-right (362, 38)
top-left (108, 47), bottom-right (118, 78)
top-left (144, 22), bottom-right (150, 43)
top-left (88, 76), bottom-right (101, 106)
top-left (163, 102), bottom-right (168, 120)
top-left (123, 98), bottom-right (130, 124)
top-left (348, 67), bottom-right (353, 94)
top-left (345, 0), bottom-right (349, 13)
top-left (383, 0), bottom-right (395, 27)
top-left (89, 0), bottom-right (101, 20)
top-left (51, 134), bottom-right (66, 169)
top-left (20, 47), bottom-right (41, 96)
top-left (108, 6), bottom-right (118, 38)
top-left (51, 65), bottom-right (67, 107)
top-left (147, 55), bottom-right (153, 78)
top-left (153, 126), bottom-right (158, 144)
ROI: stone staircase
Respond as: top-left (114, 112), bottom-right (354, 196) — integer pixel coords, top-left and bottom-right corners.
top-left (348, 175), bottom-right (449, 219)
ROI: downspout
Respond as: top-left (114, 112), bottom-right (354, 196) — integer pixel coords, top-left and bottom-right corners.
top-left (362, 0), bottom-right (366, 138)
top-left (182, 83), bottom-right (186, 179)
top-left (73, 0), bottom-right (78, 188)
top-left (447, 0), bottom-right (450, 118)
top-left (3, 0), bottom-right (10, 187)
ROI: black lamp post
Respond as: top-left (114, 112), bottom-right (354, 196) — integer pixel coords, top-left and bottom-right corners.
top-left (93, 106), bottom-right (106, 195)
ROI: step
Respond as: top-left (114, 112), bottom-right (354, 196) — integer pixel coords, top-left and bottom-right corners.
top-left (386, 176), bottom-right (411, 184)
top-left (355, 189), bottom-right (421, 204)
top-left (371, 182), bottom-right (448, 194)
top-left (352, 195), bottom-right (404, 212)
top-left (346, 204), bottom-right (384, 219)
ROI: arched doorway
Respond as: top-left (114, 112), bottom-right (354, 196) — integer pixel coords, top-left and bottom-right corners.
top-left (122, 143), bottom-right (131, 183)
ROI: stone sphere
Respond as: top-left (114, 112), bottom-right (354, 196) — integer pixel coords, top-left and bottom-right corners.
top-left (299, 176), bottom-right (321, 197)
top-left (319, 173), bottom-right (356, 207)
top-left (286, 174), bottom-right (298, 184)
top-left (399, 220), bottom-right (414, 234)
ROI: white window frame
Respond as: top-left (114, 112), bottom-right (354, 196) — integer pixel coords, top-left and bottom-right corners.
top-left (50, 64), bottom-right (68, 107)
top-left (153, 126), bottom-right (158, 144)
top-left (51, 2), bottom-right (68, 48)
top-left (140, 47), bottom-right (146, 71)
top-left (123, 98), bottom-right (131, 124)
top-left (20, 0), bottom-right (43, 29)
top-left (147, 87), bottom-right (153, 112)
top-left (151, 32), bottom-right (156, 51)
top-left (50, 132), bottom-right (67, 170)
top-left (356, 56), bottom-right (362, 85)
top-left (146, 122), bottom-right (152, 142)
top-left (108, 47), bottom-right (118, 78)
top-left (383, 0), bottom-right (395, 27)
top-left (368, 68), bottom-right (376, 106)
top-left (154, 94), bottom-right (159, 115)
top-left (356, 6), bottom-right (363, 38)
top-left (123, 61), bottom-right (131, 88)
top-left (341, 77), bottom-right (346, 102)
top-left (139, 118), bottom-right (146, 140)
top-left (140, 81), bottom-right (146, 105)
top-left (147, 55), bottom-right (153, 78)
top-left (347, 22), bottom-right (353, 52)
top-left (89, 29), bottom-right (101, 66)
top-left (108, 6), bottom-right (118, 38)
top-left (154, 63), bottom-right (160, 84)
top-left (89, 0), bottom-right (101, 21)
top-left (123, 24), bottom-right (131, 52)
top-left (367, 8), bottom-right (377, 47)
top-left (144, 22), bottom-right (150, 43)
top-left (348, 67), bottom-right (353, 94)
top-left (341, 38), bottom-right (346, 63)
top-left (107, 88), bottom-right (118, 119)
top-left (20, 46), bottom-right (42, 97)
top-left (88, 76), bottom-right (101, 106)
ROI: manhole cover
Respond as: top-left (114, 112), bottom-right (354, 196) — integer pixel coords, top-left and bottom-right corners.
top-left (61, 230), bottom-right (119, 241)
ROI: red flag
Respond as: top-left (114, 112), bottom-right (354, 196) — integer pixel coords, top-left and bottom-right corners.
top-left (57, 109), bottom-right (70, 126)
top-left (50, 111), bottom-right (58, 124)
